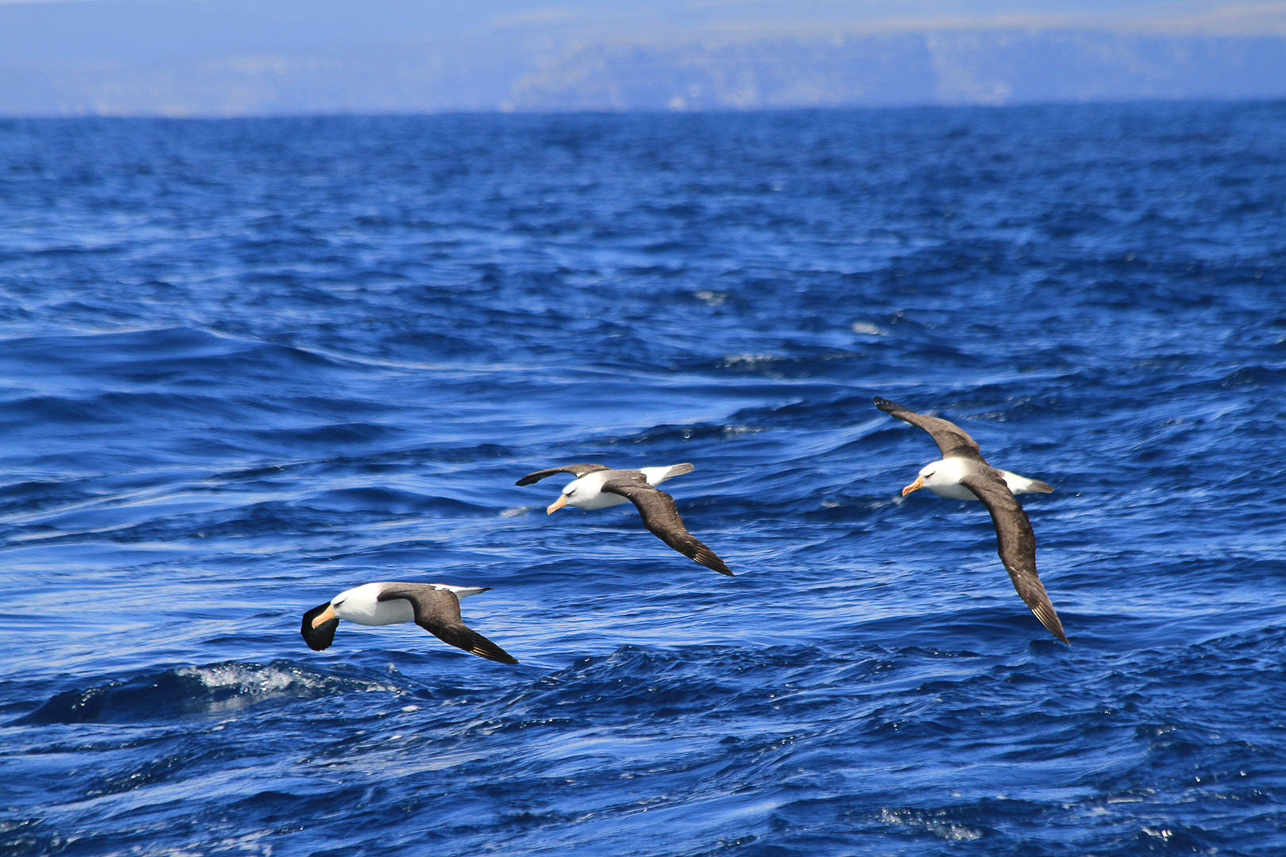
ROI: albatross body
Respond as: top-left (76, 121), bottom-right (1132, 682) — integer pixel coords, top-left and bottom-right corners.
top-left (516, 462), bottom-right (733, 576)
top-left (874, 396), bottom-right (1067, 644)
top-left (903, 455), bottom-right (1053, 502)
top-left (301, 582), bottom-right (518, 664)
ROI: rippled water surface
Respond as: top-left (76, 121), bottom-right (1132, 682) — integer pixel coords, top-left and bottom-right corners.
top-left (2, 103), bottom-right (1285, 856)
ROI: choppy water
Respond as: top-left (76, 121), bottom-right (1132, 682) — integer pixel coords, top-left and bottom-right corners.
top-left (2, 103), bottom-right (1285, 856)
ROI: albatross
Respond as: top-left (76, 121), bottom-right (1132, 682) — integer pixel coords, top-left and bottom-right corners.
top-left (874, 396), bottom-right (1068, 644)
top-left (516, 462), bottom-right (733, 575)
top-left (301, 582), bottom-right (519, 663)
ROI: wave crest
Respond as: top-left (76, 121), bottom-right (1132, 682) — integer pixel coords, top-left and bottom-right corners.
top-left (14, 660), bottom-right (399, 725)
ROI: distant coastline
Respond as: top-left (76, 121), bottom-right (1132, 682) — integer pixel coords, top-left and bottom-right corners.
top-left (2, 8), bottom-right (1284, 117)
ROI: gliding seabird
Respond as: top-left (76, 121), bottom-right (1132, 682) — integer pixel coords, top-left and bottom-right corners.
top-left (516, 462), bottom-right (733, 576)
top-left (301, 582), bottom-right (519, 663)
top-left (875, 396), bottom-right (1067, 644)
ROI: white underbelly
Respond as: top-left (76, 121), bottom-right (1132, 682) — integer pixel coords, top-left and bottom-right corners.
top-left (928, 483), bottom-right (980, 501)
top-left (339, 598), bottom-right (414, 626)
top-left (577, 492), bottom-right (630, 510)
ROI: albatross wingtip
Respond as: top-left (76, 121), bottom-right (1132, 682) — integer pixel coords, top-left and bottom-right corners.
top-left (873, 396), bottom-right (903, 414)
top-left (1032, 607), bottom-right (1070, 646)
top-left (475, 646), bottom-right (520, 665)
top-left (695, 550), bottom-right (734, 576)
top-left (300, 602), bottom-right (339, 651)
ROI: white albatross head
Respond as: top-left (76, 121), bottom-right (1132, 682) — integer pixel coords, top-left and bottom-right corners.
top-left (901, 457), bottom-right (977, 501)
top-left (545, 471), bottom-right (622, 513)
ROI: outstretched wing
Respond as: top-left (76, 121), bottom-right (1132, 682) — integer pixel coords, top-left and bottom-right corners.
top-left (874, 396), bottom-right (986, 462)
top-left (378, 586), bottom-right (519, 664)
top-left (602, 475), bottom-right (733, 576)
top-left (959, 473), bottom-right (1068, 644)
top-left (516, 463), bottom-right (611, 486)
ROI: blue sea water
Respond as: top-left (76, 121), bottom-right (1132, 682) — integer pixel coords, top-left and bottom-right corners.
top-left (1, 102), bottom-right (1284, 856)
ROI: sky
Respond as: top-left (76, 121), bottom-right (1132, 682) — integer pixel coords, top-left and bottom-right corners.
top-left (1, 0), bottom-right (1284, 115)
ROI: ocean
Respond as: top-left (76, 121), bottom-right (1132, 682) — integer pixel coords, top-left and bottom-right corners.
top-left (2, 102), bottom-right (1284, 856)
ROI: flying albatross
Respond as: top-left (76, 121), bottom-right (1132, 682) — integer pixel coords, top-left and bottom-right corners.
top-left (301, 582), bottom-right (519, 663)
top-left (516, 462), bottom-right (733, 575)
top-left (874, 396), bottom-right (1068, 644)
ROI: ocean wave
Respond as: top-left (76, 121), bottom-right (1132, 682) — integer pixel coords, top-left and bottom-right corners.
top-left (14, 661), bottom-right (400, 725)
top-left (4, 105), bottom-right (1286, 856)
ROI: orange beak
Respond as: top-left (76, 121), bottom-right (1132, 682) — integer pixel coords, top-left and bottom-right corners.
top-left (310, 604), bottom-right (336, 628)
top-left (546, 495), bottom-right (569, 515)
top-left (901, 476), bottom-right (924, 496)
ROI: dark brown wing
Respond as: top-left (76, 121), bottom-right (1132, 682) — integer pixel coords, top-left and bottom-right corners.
top-left (602, 476), bottom-right (733, 576)
top-left (516, 464), bottom-right (611, 486)
top-left (378, 586), bottom-right (519, 664)
top-left (874, 397), bottom-right (987, 462)
top-left (959, 473), bottom-right (1069, 644)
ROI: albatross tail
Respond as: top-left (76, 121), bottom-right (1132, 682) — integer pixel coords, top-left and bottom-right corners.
top-left (1001, 471), bottom-right (1054, 495)
top-left (639, 462), bottom-right (694, 487)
